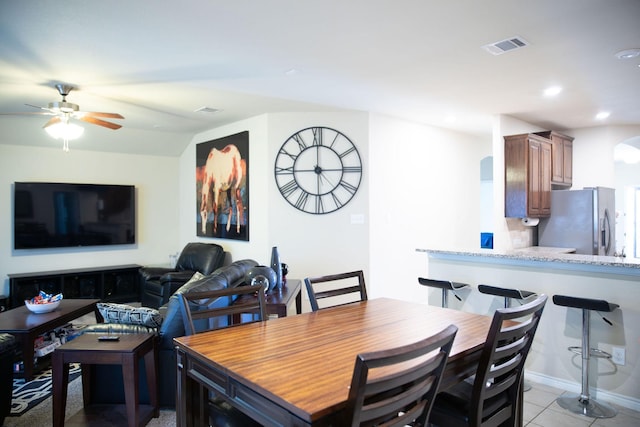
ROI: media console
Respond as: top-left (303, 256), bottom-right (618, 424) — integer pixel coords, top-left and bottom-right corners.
top-left (8, 264), bottom-right (141, 308)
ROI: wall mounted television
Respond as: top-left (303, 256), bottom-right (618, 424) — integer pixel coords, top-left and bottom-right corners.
top-left (13, 182), bottom-right (136, 250)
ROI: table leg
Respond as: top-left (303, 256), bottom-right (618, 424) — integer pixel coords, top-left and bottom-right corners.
top-left (81, 364), bottom-right (93, 407)
top-left (144, 341), bottom-right (159, 418)
top-left (20, 335), bottom-right (35, 381)
top-left (52, 352), bottom-right (69, 427)
top-left (295, 289), bottom-right (302, 314)
top-left (122, 353), bottom-right (140, 427)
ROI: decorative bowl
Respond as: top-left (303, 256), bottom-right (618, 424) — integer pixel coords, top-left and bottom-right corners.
top-left (25, 299), bottom-right (61, 314)
top-left (244, 265), bottom-right (277, 292)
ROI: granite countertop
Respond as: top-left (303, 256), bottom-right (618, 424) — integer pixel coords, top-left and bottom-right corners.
top-left (416, 247), bottom-right (640, 271)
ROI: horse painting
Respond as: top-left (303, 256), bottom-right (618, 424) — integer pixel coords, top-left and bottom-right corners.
top-left (199, 143), bottom-right (245, 235)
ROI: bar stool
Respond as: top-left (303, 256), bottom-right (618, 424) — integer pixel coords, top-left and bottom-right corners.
top-left (417, 278), bottom-right (469, 308)
top-left (479, 284), bottom-right (537, 391)
top-left (478, 284), bottom-right (536, 308)
top-left (552, 294), bottom-right (619, 418)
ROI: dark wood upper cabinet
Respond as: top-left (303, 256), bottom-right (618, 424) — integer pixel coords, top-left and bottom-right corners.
top-left (535, 131), bottom-right (574, 187)
top-left (504, 133), bottom-right (552, 218)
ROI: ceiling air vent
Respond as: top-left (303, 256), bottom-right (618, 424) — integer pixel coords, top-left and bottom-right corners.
top-left (482, 36), bottom-right (529, 55)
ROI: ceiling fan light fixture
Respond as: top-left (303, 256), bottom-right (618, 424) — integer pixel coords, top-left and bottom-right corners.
top-left (44, 121), bottom-right (84, 140)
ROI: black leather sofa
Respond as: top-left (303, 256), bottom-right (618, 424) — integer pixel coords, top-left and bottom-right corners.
top-left (83, 258), bottom-right (258, 408)
top-left (0, 333), bottom-right (16, 426)
top-left (140, 242), bottom-right (226, 309)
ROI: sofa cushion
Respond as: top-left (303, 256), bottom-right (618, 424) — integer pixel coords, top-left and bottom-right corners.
top-left (97, 303), bottom-right (163, 328)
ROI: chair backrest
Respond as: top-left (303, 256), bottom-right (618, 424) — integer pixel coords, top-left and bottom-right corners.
top-left (469, 294), bottom-right (547, 427)
top-left (304, 270), bottom-right (368, 311)
top-left (178, 284), bottom-right (267, 335)
top-left (347, 324), bottom-right (458, 427)
top-left (176, 242), bottom-right (226, 275)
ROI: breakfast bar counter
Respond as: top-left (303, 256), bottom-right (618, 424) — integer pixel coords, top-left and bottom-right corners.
top-left (416, 247), bottom-right (640, 412)
top-left (417, 248), bottom-right (640, 277)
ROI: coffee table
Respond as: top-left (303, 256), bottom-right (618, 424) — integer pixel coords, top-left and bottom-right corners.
top-left (52, 332), bottom-right (158, 427)
top-left (0, 298), bottom-right (99, 381)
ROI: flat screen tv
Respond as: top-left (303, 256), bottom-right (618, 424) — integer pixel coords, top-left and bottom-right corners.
top-left (14, 182), bottom-right (136, 250)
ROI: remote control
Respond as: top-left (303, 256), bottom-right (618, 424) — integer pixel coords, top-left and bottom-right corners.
top-left (97, 335), bottom-right (120, 341)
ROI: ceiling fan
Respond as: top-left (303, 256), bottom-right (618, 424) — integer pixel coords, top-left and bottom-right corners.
top-left (2, 83), bottom-right (124, 151)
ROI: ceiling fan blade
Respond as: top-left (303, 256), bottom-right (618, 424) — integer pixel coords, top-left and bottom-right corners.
top-left (25, 103), bottom-right (51, 111)
top-left (79, 115), bottom-right (122, 130)
top-left (43, 116), bottom-right (62, 128)
top-left (80, 111), bottom-right (124, 119)
top-left (0, 111), bottom-right (54, 116)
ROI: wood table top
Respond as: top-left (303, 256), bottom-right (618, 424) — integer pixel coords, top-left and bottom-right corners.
top-left (0, 298), bottom-right (100, 332)
top-left (174, 297), bottom-right (493, 423)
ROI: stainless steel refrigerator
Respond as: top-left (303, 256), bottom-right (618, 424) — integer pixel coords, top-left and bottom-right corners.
top-left (538, 187), bottom-right (615, 255)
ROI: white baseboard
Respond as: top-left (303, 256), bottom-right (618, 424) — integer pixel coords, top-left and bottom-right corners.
top-left (526, 371), bottom-right (640, 413)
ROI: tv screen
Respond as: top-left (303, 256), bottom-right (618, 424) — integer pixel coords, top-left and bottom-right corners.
top-left (14, 182), bottom-right (136, 250)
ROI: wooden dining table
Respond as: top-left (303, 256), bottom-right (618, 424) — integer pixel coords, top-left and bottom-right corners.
top-left (174, 297), bottom-right (497, 426)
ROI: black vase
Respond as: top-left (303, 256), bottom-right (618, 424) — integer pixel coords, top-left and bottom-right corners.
top-left (270, 246), bottom-right (283, 290)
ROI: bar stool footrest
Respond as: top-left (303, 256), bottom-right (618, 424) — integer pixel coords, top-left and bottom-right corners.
top-left (556, 394), bottom-right (617, 418)
top-left (567, 346), bottom-right (612, 359)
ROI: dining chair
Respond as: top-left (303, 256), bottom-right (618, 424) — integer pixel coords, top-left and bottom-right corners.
top-left (304, 270), bottom-right (368, 311)
top-left (178, 284), bottom-right (267, 427)
top-left (428, 294), bottom-right (548, 427)
top-left (346, 324), bottom-right (458, 427)
top-left (178, 283), bottom-right (267, 335)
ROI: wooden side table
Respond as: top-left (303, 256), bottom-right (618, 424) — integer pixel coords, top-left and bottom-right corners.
top-left (234, 279), bottom-right (302, 320)
top-left (52, 333), bottom-right (158, 427)
top-left (265, 279), bottom-right (302, 317)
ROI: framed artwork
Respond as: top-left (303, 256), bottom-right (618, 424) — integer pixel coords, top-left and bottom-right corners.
top-left (196, 131), bottom-right (249, 241)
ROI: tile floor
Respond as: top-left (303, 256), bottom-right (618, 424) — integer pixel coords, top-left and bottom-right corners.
top-left (524, 381), bottom-right (640, 427)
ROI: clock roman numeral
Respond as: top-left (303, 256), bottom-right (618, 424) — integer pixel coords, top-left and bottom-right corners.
top-left (342, 165), bottom-right (362, 173)
top-left (294, 191), bottom-right (309, 210)
top-left (339, 180), bottom-right (358, 195)
top-left (312, 127), bottom-right (323, 146)
top-left (339, 145), bottom-right (357, 158)
top-left (292, 134), bottom-right (307, 151)
top-left (315, 195), bottom-right (325, 214)
top-left (278, 147), bottom-right (299, 162)
top-left (274, 165), bottom-right (294, 175)
top-left (279, 179), bottom-right (299, 197)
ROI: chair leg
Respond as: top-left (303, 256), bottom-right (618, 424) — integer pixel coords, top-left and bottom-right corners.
top-left (556, 309), bottom-right (617, 418)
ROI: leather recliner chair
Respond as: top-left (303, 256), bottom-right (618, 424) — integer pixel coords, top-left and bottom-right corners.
top-left (140, 242), bottom-right (226, 308)
top-left (0, 333), bottom-right (16, 426)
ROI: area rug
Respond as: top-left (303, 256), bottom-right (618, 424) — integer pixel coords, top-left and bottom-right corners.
top-left (10, 363), bottom-right (81, 416)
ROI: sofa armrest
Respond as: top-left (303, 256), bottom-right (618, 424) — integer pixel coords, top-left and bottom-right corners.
top-left (160, 270), bottom-right (197, 285)
top-left (140, 266), bottom-right (175, 282)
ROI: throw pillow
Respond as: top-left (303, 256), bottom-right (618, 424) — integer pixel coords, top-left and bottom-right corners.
top-left (184, 271), bottom-right (205, 286)
top-left (97, 303), bottom-right (163, 328)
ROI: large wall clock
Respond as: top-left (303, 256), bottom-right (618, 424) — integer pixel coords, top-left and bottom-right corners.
top-left (274, 126), bottom-right (363, 214)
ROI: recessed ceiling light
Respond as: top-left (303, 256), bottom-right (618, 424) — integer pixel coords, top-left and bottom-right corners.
top-left (543, 86), bottom-right (562, 97)
top-left (596, 111), bottom-right (610, 120)
top-left (614, 48), bottom-right (640, 60)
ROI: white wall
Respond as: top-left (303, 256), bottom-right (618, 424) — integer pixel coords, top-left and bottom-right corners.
top-left (178, 112), bottom-right (371, 309)
top-left (368, 113), bottom-right (491, 303)
top-left (0, 144), bottom-right (180, 297)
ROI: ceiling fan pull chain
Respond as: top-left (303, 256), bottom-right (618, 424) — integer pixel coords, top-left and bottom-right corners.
top-left (63, 138), bottom-right (69, 152)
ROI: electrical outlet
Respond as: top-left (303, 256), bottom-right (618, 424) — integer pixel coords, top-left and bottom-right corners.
top-left (612, 347), bottom-right (625, 365)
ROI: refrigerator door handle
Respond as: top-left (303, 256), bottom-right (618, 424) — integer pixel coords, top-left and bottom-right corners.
top-left (602, 208), bottom-right (612, 255)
